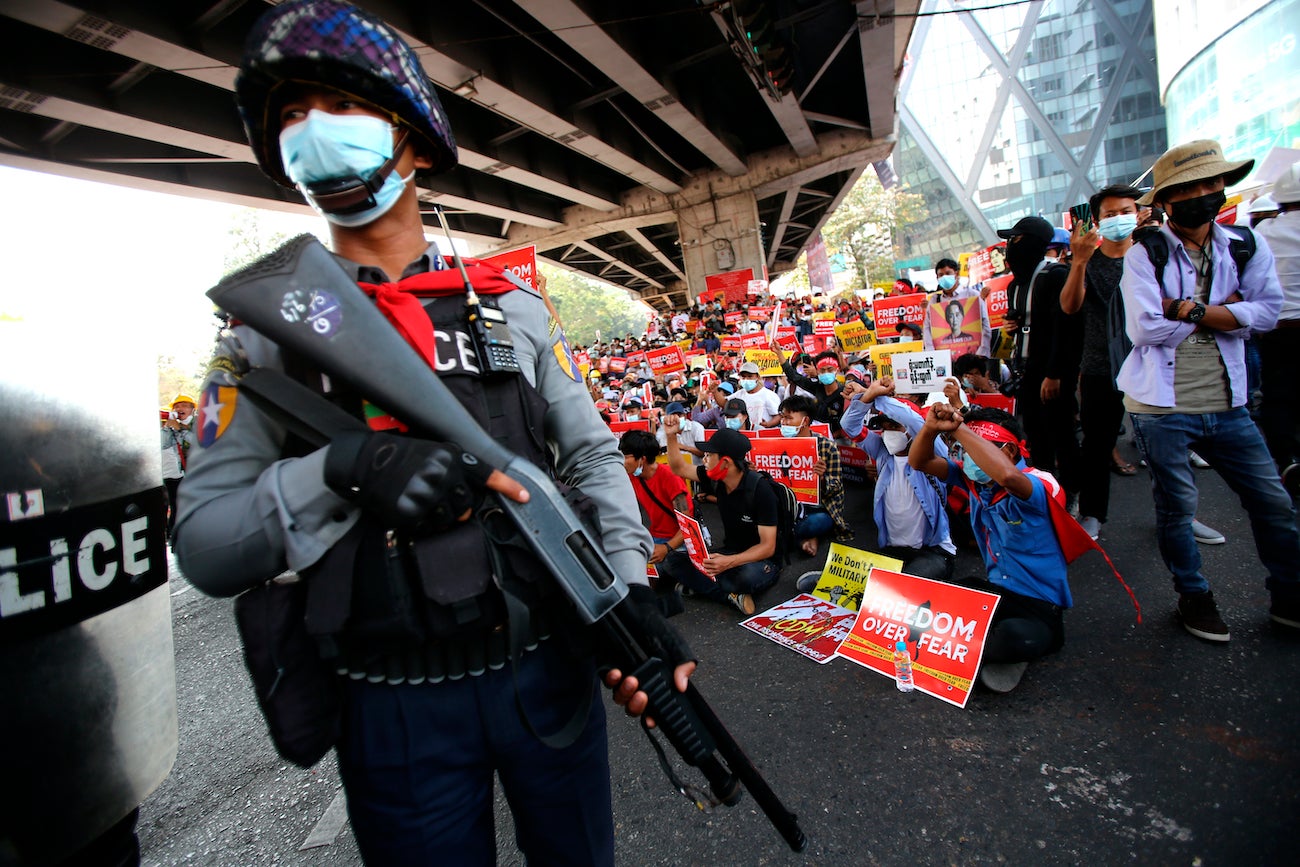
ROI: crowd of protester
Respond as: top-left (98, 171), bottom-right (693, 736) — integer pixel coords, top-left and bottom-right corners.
top-left (582, 141), bottom-right (1299, 689)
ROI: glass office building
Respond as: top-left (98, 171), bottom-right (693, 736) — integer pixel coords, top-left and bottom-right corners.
top-left (893, 0), bottom-right (1167, 264)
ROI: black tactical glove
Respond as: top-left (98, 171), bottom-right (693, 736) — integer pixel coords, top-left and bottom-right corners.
top-left (324, 430), bottom-right (492, 530)
top-left (616, 583), bottom-right (697, 669)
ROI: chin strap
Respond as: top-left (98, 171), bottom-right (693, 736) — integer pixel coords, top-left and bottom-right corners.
top-left (307, 131), bottom-right (411, 215)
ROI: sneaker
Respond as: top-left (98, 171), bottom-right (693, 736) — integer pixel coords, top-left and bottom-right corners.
top-left (1269, 597), bottom-right (1300, 630)
top-left (1191, 519), bottom-right (1226, 545)
top-left (978, 661), bottom-right (1029, 693)
top-left (1079, 516), bottom-right (1101, 540)
top-left (795, 571), bottom-right (820, 593)
top-left (1178, 591), bottom-right (1230, 642)
top-left (728, 593), bottom-right (755, 616)
top-left (1189, 450), bottom-right (1211, 468)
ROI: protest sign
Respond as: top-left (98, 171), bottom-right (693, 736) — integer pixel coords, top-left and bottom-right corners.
top-left (871, 293), bottom-right (927, 339)
top-left (747, 437), bottom-right (820, 505)
top-left (647, 563), bottom-right (658, 580)
top-left (756, 422), bottom-right (832, 439)
top-left (869, 340), bottom-right (922, 379)
top-left (970, 392), bottom-right (1016, 413)
top-left (705, 268), bottom-right (754, 304)
top-left (773, 328), bottom-right (800, 353)
top-left (748, 305), bottom-right (774, 321)
top-left (837, 568), bottom-right (1001, 708)
top-left (743, 348), bottom-right (783, 376)
top-left (608, 357), bottom-right (628, 375)
top-left (608, 419), bottom-right (651, 436)
top-left (927, 296), bottom-right (982, 353)
top-left (891, 350), bottom-right (953, 392)
top-left (724, 311), bottom-right (744, 327)
top-left (480, 245), bottom-right (537, 289)
top-left (625, 350), bottom-right (645, 365)
top-left (674, 510), bottom-right (711, 576)
top-left (646, 345), bottom-right (686, 375)
top-left (748, 279), bottom-right (768, 296)
top-left (810, 543), bottom-right (903, 611)
top-left (834, 319), bottom-right (876, 353)
top-left (802, 334), bottom-right (832, 354)
top-left (838, 444), bottom-right (873, 485)
top-left (812, 311), bottom-right (838, 336)
top-left (740, 332), bottom-right (769, 350)
top-left (675, 338), bottom-right (693, 355)
top-left (967, 243), bottom-right (1008, 284)
top-left (741, 594), bottom-right (858, 664)
top-left (690, 355), bottom-right (713, 372)
top-left (984, 274), bottom-right (1013, 329)
top-left (684, 319), bottom-right (699, 334)
top-left (720, 334), bottom-right (743, 351)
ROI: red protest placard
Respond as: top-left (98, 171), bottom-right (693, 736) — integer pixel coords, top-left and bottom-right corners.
top-left (741, 594), bottom-right (858, 664)
top-left (747, 437), bottom-right (820, 505)
top-left (573, 350), bottom-right (589, 368)
top-left (970, 392), bottom-right (1016, 414)
top-left (480, 245), bottom-right (538, 289)
top-left (927, 296), bottom-right (982, 354)
top-left (748, 305), bottom-right (774, 321)
top-left (608, 419), bottom-right (651, 436)
top-left (838, 444), bottom-right (873, 484)
top-left (774, 327), bottom-right (800, 353)
top-left (646, 345), bottom-right (686, 374)
top-left (966, 243), bottom-right (1008, 284)
top-left (626, 350), bottom-right (646, 365)
top-left (705, 268), bottom-right (755, 304)
top-left (675, 510), bottom-right (712, 576)
top-left (984, 274), bottom-right (1013, 330)
top-left (724, 311), bottom-right (745, 327)
top-left (871, 293), bottom-right (927, 339)
top-left (740, 332), bottom-right (769, 350)
top-left (837, 568), bottom-right (1001, 708)
top-left (812, 312), bottom-right (838, 336)
top-left (720, 334), bottom-right (743, 351)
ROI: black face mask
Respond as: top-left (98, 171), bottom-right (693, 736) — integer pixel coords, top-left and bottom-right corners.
top-left (1006, 240), bottom-right (1047, 278)
top-left (1166, 190), bottom-right (1227, 230)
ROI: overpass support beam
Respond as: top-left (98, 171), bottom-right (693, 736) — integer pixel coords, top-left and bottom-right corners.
top-left (673, 189), bottom-right (765, 306)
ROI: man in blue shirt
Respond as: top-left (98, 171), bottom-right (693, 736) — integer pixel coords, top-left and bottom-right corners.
top-left (909, 404), bottom-right (1070, 693)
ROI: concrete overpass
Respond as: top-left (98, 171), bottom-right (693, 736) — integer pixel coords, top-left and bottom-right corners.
top-left (0, 0), bottom-right (917, 308)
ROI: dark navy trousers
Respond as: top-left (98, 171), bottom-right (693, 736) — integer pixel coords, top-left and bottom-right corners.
top-left (337, 640), bottom-right (614, 866)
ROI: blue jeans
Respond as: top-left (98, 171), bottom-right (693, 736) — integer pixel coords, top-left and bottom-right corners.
top-left (337, 640), bottom-right (613, 866)
top-left (1129, 408), bottom-right (1300, 599)
top-left (794, 510), bottom-right (833, 540)
top-left (657, 551), bottom-right (778, 603)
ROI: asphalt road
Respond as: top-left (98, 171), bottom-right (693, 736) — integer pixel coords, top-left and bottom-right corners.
top-left (139, 447), bottom-right (1300, 866)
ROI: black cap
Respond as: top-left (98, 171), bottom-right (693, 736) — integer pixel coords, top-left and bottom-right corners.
top-left (723, 398), bottom-right (748, 416)
top-left (699, 428), bottom-right (751, 462)
top-left (996, 216), bottom-right (1055, 244)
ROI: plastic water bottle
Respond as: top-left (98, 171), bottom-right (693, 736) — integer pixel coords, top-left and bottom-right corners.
top-left (893, 640), bottom-right (914, 692)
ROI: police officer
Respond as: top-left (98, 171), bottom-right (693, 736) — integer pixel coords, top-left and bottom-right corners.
top-left (173, 2), bottom-right (693, 864)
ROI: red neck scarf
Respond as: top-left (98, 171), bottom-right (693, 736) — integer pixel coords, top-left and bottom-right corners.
top-left (356, 259), bottom-right (518, 368)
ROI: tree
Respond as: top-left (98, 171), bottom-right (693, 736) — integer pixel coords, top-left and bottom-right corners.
top-left (539, 265), bottom-right (650, 346)
top-left (223, 208), bottom-right (293, 275)
top-left (819, 175), bottom-right (928, 288)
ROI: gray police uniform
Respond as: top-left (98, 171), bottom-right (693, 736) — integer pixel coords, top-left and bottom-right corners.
top-left (173, 243), bottom-right (650, 866)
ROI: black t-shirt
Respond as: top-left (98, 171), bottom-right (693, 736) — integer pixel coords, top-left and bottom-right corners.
top-left (695, 466), bottom-right (777, 554)
top-left (1080, 252), bottom-right (1125, 377)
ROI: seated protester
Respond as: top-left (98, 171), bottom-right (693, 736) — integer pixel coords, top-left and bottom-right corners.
top-left (837, 378), bottom-right (956, 584)
top-left (736, 361), bottom-right (782, 428)
top-left (908, 404), bottom-right (1071, 693)
top-left (720, 397), bottom-right (751, 432)
top-left (659, 423), bottom-right (781, 615)
top-left (692, 381), bottom-right (736, 429)
top-left (778, 395), bottom-right (853, 556)
top-left (657, 401), bottom-right (706, 461)
top-left (897, 321), bottom-right (924, 343)
top-left (621, 397), bottom-right (647, 424)
top-left (619, 431), bottom-right (691, 617)
top-left (953, 353), bottom-right (1000, 395)
top-left (774, 343), bottom-right (848, 435)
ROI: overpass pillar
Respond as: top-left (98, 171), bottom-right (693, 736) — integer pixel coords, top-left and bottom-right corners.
top-left (675, 190), bottom-right (766, 306)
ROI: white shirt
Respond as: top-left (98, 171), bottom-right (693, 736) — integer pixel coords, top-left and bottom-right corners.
top-left (883, 455), bottom-right (925, 549)
top-left (657, 418), bottom-right (705, 461)
top-left (738, 385), bottom-right (781, 425)
top-left (1256, 210), bottom-right (1300, 320)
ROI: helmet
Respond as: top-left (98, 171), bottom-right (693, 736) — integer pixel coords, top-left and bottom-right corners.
top-left (171, 394), bottom-right (197, 408)
top-left (235, 0), bottom-right (457, 188)
top-left (1049, 227), bottom-right (1071, 248)
top-left (1249, 193), bottom-right (1278, 213)
top-left (1271, 161), bottom-right (1300, 206)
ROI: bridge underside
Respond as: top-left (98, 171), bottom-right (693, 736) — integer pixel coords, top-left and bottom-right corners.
top-left (0, 0), bottom-right (917, 308)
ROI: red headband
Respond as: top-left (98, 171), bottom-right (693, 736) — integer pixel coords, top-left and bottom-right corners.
top-left (815, 357), bottom-right (839, 369)
top-left (965, 421), bottom-right (1030, 459)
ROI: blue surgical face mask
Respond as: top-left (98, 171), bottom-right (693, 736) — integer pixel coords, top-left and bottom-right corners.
top-left (625, 413), bottom-right (641, 422)
top-left (937, 274), bottom-right (957, 291)
top-left (851, 364), bottom-right (867, 376)
top-left (280, 110), bottom-right (411, 227)
top-left (1097, 214), bottom-right (1138, 242)
top-left (962, 459), bottom-right (991, 485)
top-left (724, 416), bottom-right (744, 430)
top-left (818, 371), bottom-right (838, 385)
top-left (740, 378), bottom-right (759, 392)
top-left (780, 424), bottom-right (801, 438)
top-left (632, 464), bottom-right (643, 477)
top-left (961, 376), bottom-right (975, 390)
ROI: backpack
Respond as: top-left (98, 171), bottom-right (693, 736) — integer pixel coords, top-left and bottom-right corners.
top-left (741, 468), bottom-right (799, 566)
top-left (1106, 224), bottom-right (1257, 383)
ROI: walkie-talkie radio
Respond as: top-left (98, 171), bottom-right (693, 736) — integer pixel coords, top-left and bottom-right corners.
top-left (434, 205), bottom-right (521, 377)
top-left (467, 296), bottom-right (521, 376)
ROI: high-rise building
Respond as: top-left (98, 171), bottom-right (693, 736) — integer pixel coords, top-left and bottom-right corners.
top-left (893, 0), bottom-right (1167, 265)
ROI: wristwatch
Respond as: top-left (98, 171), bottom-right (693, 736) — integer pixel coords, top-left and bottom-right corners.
top-left (1186, 302), bottom-right (1207, 324)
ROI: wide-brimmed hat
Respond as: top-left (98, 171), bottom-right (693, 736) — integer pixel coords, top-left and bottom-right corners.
top-left (1138, 139), bottom-right (1254, 206)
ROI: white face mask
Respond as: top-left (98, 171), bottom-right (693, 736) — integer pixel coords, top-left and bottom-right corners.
top-left (881, 430), bottom-right (911, 455)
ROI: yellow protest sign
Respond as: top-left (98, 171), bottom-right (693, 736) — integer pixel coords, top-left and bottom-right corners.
top-left (811, 543), bottom-right (904, 611)
top-left (744, 348), bottom-right (783, 376)
top-left (834, 320), bottom-right (876, 353)
top-left (676, 338), bottom-right (693, 355)
top-left (869, 340), bottom-right (923, 379)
